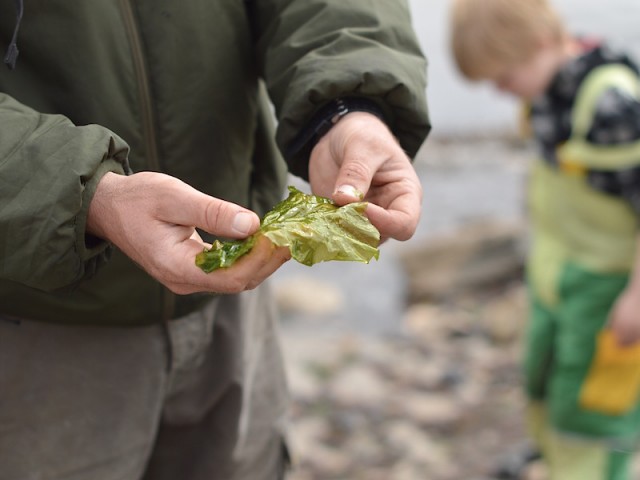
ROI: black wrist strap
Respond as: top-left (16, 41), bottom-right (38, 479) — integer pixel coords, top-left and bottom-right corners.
top-left (285, 97), bottom-right (385, 161)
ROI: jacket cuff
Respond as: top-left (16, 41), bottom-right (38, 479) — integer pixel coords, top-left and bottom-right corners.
top-left (75, 139), bottom-right (130, 279)
top-left (285, 97), bottom-right (385, 180)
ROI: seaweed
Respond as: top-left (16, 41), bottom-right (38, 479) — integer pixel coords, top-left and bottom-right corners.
top-left (196, 186), bottom-right (380, 273)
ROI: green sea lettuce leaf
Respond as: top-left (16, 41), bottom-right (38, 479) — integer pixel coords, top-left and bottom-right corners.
top-left (196, 186), bottom-right (380, 273)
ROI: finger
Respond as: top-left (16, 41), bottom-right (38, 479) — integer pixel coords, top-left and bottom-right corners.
top-left (143, 236), bottom-right (214, 295)
top-left (247, 240), bottom-right (291, 289)
top-left (159, 178), bottom-right (260, 239)
top-left (331, 158), bottom-right (373, 204)
top-left (205, 237), bottom-right (289, 293)
top-left (365, 201), bottom-right (420, 242)
top-left (190, 230), bottom-right (207, 246)
top-left (327, 113), bottom-right (400, 203)
top-left (166, 236), bottom-right (288, 295)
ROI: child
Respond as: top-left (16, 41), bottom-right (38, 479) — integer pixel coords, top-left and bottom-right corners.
top-left (450, 1), bottom-right (640, 479)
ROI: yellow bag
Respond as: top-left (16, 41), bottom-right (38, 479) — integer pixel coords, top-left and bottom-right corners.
top-left (579, 330), bottom-right (640, 415)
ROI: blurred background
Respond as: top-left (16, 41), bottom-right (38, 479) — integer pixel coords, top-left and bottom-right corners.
top-left (274, 1), bottom-right (640, 479)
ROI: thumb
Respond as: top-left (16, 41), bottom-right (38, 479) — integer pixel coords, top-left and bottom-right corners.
top-left (159, 179), bottom-right (260, 238)
top-left (324, 112), bottom-right (387, 204)
top-left (331, 159), bottom-right (372, 204)
top-left (185, 195), bottom-right (260, 239)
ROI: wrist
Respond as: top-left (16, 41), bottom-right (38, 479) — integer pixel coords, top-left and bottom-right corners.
top-left (86, 171), bottom-right (124, 240)
top-left (286, 97), bottom-right (386, 164)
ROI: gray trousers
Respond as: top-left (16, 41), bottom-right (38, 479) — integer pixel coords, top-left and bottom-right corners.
top-left (0, 283), bottom-right (290, 480)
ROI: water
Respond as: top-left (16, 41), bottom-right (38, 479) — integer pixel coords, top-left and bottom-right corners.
top-left (274, 1), bottom-right (640, 334)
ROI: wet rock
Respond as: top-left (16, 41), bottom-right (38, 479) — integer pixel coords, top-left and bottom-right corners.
top-left (288, 417), bottom-right (330, 455)
top-left (479, 285), bottom-right (528, 344)
top-left (392, 392), bottom-right (462, 429)
top-left (297, 443), bottom-right (351, 477)
top-left (279, 280), bottom-right (539, 479)
top-left (285, 360), bottom-right (323, 401)
top-left (399, 220), bottom-right (528, 303)
top-left (382, 347), bottom-right (457, 391)
top-left (274, 275), bottom-right (344, 316)
top-left (343, 430), bottom-right (385, 465)
top-left (329, 364), bottom-right (388, 408)
top-left (383, 420), bottom-right (442, 464)
top-left (403, 302), bottom-right (478, 340)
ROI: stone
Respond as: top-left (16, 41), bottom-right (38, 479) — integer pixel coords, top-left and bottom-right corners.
top-left (274, 275), bottom-right (344, 316)
top-left (393, 392), bottom-right (462, 429)
top-left (384, 421), bottom-right (438, 461)
top-left (399, 220), bottom-right (528, 303)
top-left (285, 360), bottom-right (323, 401)
top-left (298, 443), bottom-right (351, 477)
top-left (329, 364), bottom-right (389, 408)
top-left (479, 285), bottom-right (528, 344)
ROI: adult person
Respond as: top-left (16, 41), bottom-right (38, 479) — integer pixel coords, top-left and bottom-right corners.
top-left (0, 1), bottom-right (430, 479)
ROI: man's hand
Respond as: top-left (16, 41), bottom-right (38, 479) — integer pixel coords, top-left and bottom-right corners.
top-left (308, 112), bottom-right (423, 242)
top-left (87, 172), bottom-right (290, 294)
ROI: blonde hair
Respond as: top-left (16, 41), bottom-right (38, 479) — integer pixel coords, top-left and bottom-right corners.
top-left (450, 0), bottom-right (566, 80)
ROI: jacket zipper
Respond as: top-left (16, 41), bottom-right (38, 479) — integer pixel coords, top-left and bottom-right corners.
top-left (119, 0), bottom-right (175, 322)
top-left (119, 0), bottom-right (160, 171)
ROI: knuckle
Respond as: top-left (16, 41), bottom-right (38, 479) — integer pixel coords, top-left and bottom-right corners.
top-left (341, 160), bottom-right (372, 182)
top-left (204, 200), bottom-right (224, 232)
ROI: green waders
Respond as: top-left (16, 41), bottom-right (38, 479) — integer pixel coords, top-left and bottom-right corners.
top-left (525, 64), bottom-right (640, 480)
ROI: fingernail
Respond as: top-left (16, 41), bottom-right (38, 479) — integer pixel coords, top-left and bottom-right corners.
top-left (335, 185), bottom-right (364, 200)
top-left (232, 212), bottom-right (254, 236)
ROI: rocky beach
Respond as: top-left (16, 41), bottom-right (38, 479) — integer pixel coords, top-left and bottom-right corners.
top-left (275, 137), bottom-right (534, 480)
top-left (274, 137), bottom-right (640, 480)
top-left (271, 2), bottom-right (640, 476)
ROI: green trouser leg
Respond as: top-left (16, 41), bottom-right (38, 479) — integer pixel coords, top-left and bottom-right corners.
top-left (524, 265), bottom-right (640, 480)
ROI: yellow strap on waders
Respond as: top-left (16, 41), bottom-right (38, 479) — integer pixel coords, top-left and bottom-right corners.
top-left (557, 64), bottom-right (640, 172)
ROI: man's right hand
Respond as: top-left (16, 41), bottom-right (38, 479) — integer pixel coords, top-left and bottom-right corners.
top-left (87, 172), bottom-right (290, 295)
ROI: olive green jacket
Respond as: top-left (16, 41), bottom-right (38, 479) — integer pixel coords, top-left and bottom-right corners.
top-left (0, 0), bottom-right (430, 325)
